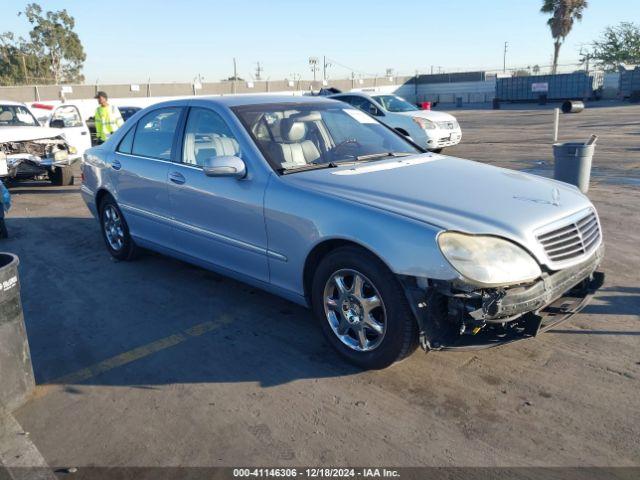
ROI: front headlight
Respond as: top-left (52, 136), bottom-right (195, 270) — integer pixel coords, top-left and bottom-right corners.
top-left (54, 150), bottom-right (69, 161)
top-left (438, 232), bottom-right (541, 287)
top-left (412, 117), bottom-right (436, 130)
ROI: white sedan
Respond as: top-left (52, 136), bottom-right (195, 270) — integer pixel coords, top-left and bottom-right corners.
top-left (330, 92), bottom-right (461, 152)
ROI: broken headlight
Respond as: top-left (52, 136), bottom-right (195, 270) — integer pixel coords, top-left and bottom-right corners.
top-left (437, 232), bottom-right (541, 287)
top-left (54, 150), bottom-right (69, 161)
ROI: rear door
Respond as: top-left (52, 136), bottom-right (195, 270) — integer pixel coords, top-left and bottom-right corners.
top-left (49, 105), bottom-right (91, 155)
top-left (112, 106), bottom-right (184, 248)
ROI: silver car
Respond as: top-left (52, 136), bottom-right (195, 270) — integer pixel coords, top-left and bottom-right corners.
top-left (81, 95), bottom-right (604, 369)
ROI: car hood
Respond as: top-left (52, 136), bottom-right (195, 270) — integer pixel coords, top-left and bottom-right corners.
top-left (0, 126), bottom-right (64, 143)
top-left (284, 154), bottom-right (593, 251)
top-left (394, 110), bottom-right (457, 122)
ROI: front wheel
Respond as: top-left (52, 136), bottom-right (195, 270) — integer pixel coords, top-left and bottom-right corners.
top-left (49, 167), bottom-right (74, 186)
top-left (311, 247), bottom-right (418, 369)
top-left (430, 148), bottom-right (443, 154)
top-left (99, 197), bottom-right (138, 261)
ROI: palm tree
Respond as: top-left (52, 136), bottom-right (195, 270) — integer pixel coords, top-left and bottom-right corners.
top-left (541, 0), bottom-right (588, 74)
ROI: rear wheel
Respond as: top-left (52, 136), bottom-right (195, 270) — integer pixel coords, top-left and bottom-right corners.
top-left (311, 246), bottom-right (418, 369)
top-left (49, 167), bottom-right (74, 186)
top-left (99, 196), bottom-right (138, 261)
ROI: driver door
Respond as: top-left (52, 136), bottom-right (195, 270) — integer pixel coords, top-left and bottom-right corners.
top-left (167, 106), bottom-right (269, 283)
top-left (50, 105), bottom-right (91, 155)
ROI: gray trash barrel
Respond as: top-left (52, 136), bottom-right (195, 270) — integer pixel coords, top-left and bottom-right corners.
top-left (0, 253), bottom-right (35, 411)
top-left (553, 142), bottom-right (595, 193)
top-left (562, 100), bottom-right (585, 113)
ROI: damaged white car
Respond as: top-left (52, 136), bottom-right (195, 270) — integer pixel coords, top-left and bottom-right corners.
top-left (0, 101), bottom-right (88, 186)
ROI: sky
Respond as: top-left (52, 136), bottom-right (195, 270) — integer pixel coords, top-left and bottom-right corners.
top-left (1, 0), bottom-right (638, 84)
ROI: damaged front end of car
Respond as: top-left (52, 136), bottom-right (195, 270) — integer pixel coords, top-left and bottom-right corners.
top-left (0, 137), bottom-right (78, 180)
top-left (402, 242), bottom-right (605, 352)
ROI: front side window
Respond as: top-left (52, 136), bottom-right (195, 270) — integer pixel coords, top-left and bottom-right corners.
top-left (233, 102), bottom-right (421, 173)
top-left (0, 105), bottom-right (39, 127)
top-left (182, 108), bottom-right (240, 166)
top-left (131, 107), bottom-right (181, 160)
top-left (52, 105), bottom-right (83, 127)
top-left (373, 95), bottom-right (418, 112)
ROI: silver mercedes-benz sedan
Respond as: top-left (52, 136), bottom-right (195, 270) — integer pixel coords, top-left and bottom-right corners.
top-left (81, 95), bottom-right (604, 369)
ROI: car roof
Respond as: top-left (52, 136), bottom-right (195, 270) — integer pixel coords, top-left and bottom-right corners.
top-left (192, 94), bottom-right (336, 107)
top-left (0, 100), bottom-right (27, 106)
top-left (329, 91), bottom-right (393, 101)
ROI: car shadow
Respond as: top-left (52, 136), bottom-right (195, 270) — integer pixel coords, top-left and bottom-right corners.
top-left (2, 216), bottom-right (360, 389)
top-left (3, 216), bottom-right (637, 390)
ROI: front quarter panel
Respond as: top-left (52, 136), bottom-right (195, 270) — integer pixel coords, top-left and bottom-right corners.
top-left (264, 175), bottom-right (459, 298)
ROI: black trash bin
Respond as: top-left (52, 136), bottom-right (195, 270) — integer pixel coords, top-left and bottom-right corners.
top-left (0, 253), bottom-right (35, 411)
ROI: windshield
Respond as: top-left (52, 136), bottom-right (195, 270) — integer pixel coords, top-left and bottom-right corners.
top-left (233, 102), bottom-right (421, 173)
top-left (0, 104), bottom-right (39, 127)
top-left (373, 95), bottom-right (418, 113)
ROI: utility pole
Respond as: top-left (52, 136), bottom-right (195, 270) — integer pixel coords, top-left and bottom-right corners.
top-left (322, 56), bottom-right (332, 82)
top-left (309, 57), bottom-right (319, 82)
top-left (503, 41), bottom-right (508, 72)
top-left (233, 58), bottom-right (238, 80)
top-left (255, 61), bottom-right (263, 81)
top-left (21, 55), bottom-right (28, 84)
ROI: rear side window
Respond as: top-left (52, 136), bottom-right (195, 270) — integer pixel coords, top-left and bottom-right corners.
top-left (131, 107), bottom-right (181, 160)
top-left (117, 126), bottom-right (135, 154)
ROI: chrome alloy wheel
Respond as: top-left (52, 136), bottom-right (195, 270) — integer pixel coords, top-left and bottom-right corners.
top-left (103, 205), bottom-right (125, 251)
top-left (323, 269), bottom-right (387, 352)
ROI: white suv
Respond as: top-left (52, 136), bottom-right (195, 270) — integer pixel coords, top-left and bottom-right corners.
top-left (330, 92), bottom-right (461, 152)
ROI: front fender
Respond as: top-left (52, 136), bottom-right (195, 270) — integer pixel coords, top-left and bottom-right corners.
top-left (265, 176), bottom-right (459, 298)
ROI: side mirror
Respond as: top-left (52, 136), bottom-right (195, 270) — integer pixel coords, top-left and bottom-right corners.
top-left (395, 128), bottom-right (411, 138)
top-left (203, 155), bottom-right (246, 179)
top-left (50, 119), bottom-right (65, 128)
top-left (368, 105), bottom-right (382, 116)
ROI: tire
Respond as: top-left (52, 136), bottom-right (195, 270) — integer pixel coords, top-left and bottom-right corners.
top-left (49, 167), bottom-right (75, 186)
top-left (311, 246), bottom-right (418, 369)
top-left (99, 196), bottom-right (138, 261)
top-left (430, 148), bottom-right (443, 154)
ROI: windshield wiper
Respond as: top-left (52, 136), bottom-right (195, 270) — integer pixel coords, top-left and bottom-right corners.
top-left (355, 152), bottom-right (413, 162)
top-left (280, 161), bottom-right (339, 175)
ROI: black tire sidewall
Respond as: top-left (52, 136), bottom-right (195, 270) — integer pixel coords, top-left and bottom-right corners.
top-left (311, 247), bottom-right (417, 369)
top-left (99, 197), bottom-right (135, 261)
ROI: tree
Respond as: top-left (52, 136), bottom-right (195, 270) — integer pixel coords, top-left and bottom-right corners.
top-left (541, 0), bottom-right (588, 74)
top-left (583, 22), bottom-right (640, 71)
top-left (0, 3), bottom-right (85, 85)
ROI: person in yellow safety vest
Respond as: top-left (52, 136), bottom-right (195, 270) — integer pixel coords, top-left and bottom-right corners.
top-left (94, 91), bottom-right (123, 143)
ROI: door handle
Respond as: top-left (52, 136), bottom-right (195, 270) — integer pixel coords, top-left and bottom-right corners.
top-left (111, 159), bottom-right (122, 170)
top-left (81, 131), bottom-right (88, 135)
top-left (169, 171), bottom-right (186, 185)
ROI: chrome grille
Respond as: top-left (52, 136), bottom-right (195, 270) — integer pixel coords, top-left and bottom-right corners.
top-left (537, 211), bottom-right (601, 263)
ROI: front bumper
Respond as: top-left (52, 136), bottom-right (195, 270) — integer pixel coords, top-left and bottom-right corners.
top-left (410, 244), bottom-right (605, 351)
top-left (425, 129), bottom-right (461, 149)
top-left (1, 154), bottom-right (80, 179)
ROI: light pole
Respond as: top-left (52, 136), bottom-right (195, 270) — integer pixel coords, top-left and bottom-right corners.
top-left (503, 41), bottom-right (508, 72)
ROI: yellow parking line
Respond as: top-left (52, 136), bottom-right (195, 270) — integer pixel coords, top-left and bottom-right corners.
top-left (49, 315), bottom-right (234, 385)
